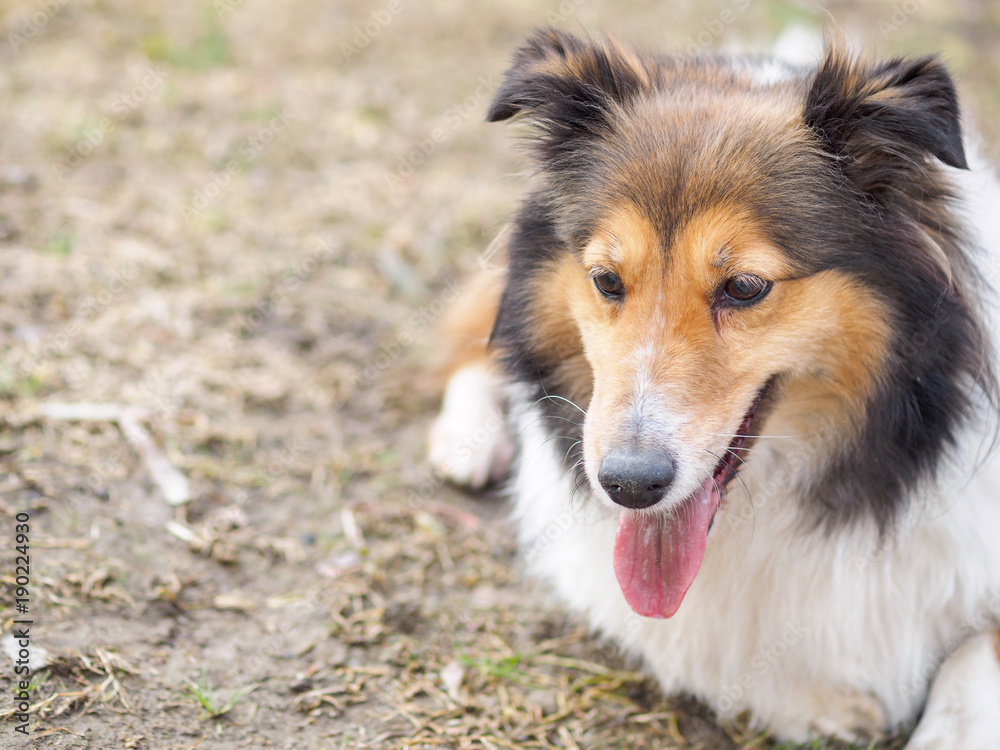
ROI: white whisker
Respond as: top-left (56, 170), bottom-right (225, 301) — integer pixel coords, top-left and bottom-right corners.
top-left (706, 448), bottom-right (753, 506)
top-left (534, 393), bottom-right (587, 416)
top-left (518, 413), bottom-right (582, 438)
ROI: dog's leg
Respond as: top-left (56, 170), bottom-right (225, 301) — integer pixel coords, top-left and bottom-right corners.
top-left (766, 686), bottom-right (888, 744)
top-left (904, 628), bottom-right (1000, 749)
top-left (427, 269), bottom-right (514, 489)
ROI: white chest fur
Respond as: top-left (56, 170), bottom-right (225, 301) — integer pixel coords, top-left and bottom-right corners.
top-left (510, 397), bottom-right (1000, 738)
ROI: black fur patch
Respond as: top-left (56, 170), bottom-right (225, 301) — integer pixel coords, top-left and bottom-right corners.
top-left (798, 46), bottom-right (995, 529)
top-left (491, 196), bottom-right (590, 471)
top-left (804, 51), bottom-right (968, 175)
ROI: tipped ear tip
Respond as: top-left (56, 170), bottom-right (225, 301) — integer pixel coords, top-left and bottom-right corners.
top-left (938, 117), bottom-right (969, 168)
top-left (486, 94), bottom-right (518, 122)
top-left (807, 46), bottom-right (973, 173)
top-left (946, 147), bottom-right (969, 170)
top-left (485, 104), bottom-right (514, 122)
top-left (486, 27), bottom-right (573, 125)
top-left (525, 26), bottom-right (576, 53)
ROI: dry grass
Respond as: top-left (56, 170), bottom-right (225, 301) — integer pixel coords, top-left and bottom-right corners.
top-left (0, 0), bottom-right (996, 747)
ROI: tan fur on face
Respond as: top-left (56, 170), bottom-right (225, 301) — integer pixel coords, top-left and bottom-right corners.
top-left (539, 201), bottom-right (892, 497)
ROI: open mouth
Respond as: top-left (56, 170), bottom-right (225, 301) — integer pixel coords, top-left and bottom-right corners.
top-left (709, 376), bottom-right (775, 509)
top-left (612, 377), bottom-right (776, 620)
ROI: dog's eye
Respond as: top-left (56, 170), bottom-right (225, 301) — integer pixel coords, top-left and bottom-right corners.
top-left (723, 274), bottom-right (771, 305)
top-left (593, 271), bottom-right (625, 300)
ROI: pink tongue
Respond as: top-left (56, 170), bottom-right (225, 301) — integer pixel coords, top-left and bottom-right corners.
top-left (613, 477), bottom-right (720, 619)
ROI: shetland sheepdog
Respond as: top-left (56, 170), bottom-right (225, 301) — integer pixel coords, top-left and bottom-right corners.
top-left (428, 29), bottom-right (1000, 747)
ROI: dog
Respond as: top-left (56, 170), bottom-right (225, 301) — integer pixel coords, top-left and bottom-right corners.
top-left (428, 28), bottom-right (1000, 747)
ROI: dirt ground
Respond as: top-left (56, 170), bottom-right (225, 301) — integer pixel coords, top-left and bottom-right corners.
top-left (0, 1), bottom-right (997, 748)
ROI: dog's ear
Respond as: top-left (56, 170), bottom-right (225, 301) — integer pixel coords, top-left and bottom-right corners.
top-left (487, 28), bottom-right (651, 145)
top-left (805, 41), bottom-right (967, 187)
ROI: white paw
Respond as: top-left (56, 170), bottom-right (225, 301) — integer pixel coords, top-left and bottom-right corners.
top-left (808, 690), bottom-right (887, 743)
top-left (904, 630), bottom-right (1000, 750)
top-left (769, 687), bottom-right (887, 745)
top-left (428, 364), bottom-right (514, 489)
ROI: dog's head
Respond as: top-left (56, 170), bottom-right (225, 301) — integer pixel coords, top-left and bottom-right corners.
top-left (489, 30), bottom-right (993, 617)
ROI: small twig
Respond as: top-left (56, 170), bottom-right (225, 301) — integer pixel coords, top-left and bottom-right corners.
top-left (32, 538), bottom-right (92, 549)
top-left (35, 402), bottom-right (191, 505)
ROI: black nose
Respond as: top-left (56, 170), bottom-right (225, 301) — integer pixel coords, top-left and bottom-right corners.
top-left (598, 450), bottom-right (676, 509)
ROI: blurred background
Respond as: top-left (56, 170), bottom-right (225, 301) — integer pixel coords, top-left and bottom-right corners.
top-left (0, 1), bottom-right (997, 748)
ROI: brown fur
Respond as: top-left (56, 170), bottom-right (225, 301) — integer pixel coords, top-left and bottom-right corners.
top-left (527, 198), bottom-right (891, 473)
top-left (429, 267), bottom-right (505, 388)
top-left (438, 28), bottom-right (995, 530)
